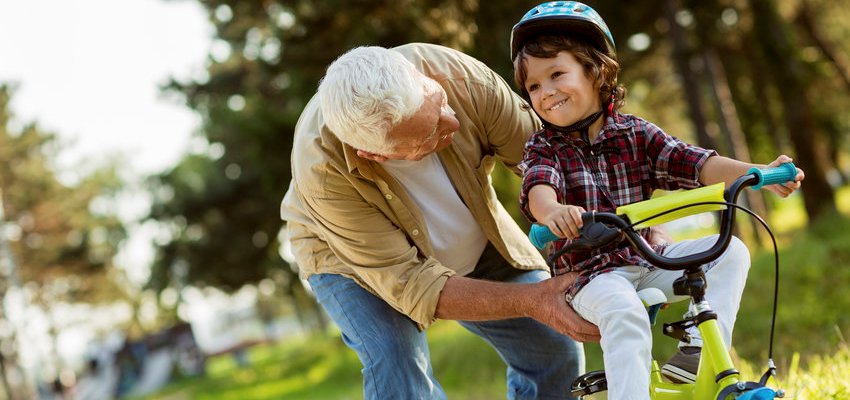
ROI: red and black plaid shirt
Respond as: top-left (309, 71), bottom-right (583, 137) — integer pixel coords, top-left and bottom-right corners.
top-left (519, 112), bottom-right (716, 298)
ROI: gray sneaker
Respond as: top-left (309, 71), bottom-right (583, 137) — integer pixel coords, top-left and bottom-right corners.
top-left (660, 346), bottom-right (700, 383)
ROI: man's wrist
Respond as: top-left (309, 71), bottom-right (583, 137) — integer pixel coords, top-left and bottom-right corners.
top-left (436, 276), bottom-right (538, 321)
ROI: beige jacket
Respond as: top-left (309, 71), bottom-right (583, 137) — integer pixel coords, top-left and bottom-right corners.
top-left (280, 43), bottom-right (547, 327)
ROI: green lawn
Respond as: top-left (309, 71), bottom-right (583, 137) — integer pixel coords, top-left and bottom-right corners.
top-left (142, 324), bottom-right (850, 400)
top-left (142, 189), bottom-right (850, 399)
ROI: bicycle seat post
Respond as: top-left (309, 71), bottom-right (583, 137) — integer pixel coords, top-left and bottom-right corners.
top-left (672, 268), bottom-right (708, 303)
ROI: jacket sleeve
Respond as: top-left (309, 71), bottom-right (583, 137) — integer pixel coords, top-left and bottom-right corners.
top-left (296, 171), bottom-right (455, 327)
top-left (470, 69), bottom-right (541, 174)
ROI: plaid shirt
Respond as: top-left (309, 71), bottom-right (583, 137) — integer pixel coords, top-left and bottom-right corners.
top-left (519, 112), bottom-right (716, 298)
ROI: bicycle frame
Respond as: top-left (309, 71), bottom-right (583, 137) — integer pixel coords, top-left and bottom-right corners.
top-left (647, 309), bottom-right (739, 400)
top-left (569, 289), bottom-right (749, 399)
top-left (532, 164), bottom-right (797, 400)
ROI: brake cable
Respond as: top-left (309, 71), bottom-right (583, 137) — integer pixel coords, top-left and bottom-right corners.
top-left (621, 201), bottom-right (781, 367)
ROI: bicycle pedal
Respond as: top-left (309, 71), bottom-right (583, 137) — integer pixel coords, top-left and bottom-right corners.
top-left (570, 370), bottom-right (607, 398)
top-left (662, 319), bottom-right (694, 343)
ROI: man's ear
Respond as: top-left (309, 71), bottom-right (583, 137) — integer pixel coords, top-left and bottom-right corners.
top-left (356, 149), bottom-right (388, 163)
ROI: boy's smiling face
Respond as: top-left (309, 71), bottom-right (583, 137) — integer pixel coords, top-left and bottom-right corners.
top-left (523, 50), bottom-right (602, 128)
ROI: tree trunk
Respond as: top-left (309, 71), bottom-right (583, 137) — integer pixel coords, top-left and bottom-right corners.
top-left (828, 139), bottom-right (849, 185)
top-left (794, 0), bottom-right (850, 186)
top-left (664, 0), bottom-right (717, 150)
top-left (795, 0), bottom-right (850, 93)
top-left (746, 47), bottom-right (786, 154)
top-left (750, 0), bottom-right (836, 220)
top-left (701, 49), bottom-right (769, 243)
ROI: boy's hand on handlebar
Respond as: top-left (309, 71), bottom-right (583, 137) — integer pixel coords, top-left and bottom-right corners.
top-left (764, 155), bottom-right (805, 198)
top-left (533, 272), bottom-right (601, 342)
top-left (539, 204), bottom-right (586, 239)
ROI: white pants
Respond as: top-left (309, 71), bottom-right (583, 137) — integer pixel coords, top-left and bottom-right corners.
top-left (570, 235), bottom-right (750, 400)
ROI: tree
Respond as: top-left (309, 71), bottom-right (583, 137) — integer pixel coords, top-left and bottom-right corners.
top-left (146, 1), bottom-right (490, 327)
top-left (750, 0), bottom-right (836, 219)
top-left (148, 0), bottom-right (850, 322)
top-left (0, 85), bottom-right (127, 300)
top-left (793, 0), bottom-right (850, 185)
top-left (0, 85), bottom-right (128, 396)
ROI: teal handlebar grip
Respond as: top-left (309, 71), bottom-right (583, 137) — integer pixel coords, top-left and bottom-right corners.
top-left (748, 162), bottom-right (797, 190)
top-left (529, 224), bottom-right (558, 249)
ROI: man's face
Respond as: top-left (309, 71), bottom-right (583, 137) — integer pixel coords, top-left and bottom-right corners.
top-left (382, 77), bottom-right (460, 161)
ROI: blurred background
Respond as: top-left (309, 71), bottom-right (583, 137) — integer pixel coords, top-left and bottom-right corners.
top-left (1, 0), bottom-right (849, 398)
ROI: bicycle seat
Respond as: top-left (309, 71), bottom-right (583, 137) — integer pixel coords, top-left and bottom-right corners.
top-left (637, 288), bottom-right (667, 325)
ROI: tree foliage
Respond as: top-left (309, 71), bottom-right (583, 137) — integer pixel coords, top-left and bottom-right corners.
top-left (147, 0), bottom-right (491, 293)
top-left (0, 85), bottom-right (127, 304)
top-left (148, 0), bottom-right (850, 297)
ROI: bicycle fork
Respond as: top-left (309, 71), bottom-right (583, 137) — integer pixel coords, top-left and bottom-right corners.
top-left (644, 300), bottom-right (737, 399)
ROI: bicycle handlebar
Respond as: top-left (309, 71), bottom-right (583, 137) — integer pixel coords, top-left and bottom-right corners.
top-left (747, 162), bottom-right (797, 190)
top-left (529, 222), bottom-right (561, 249)
top-left (529, 163), bottom-right (798, 270)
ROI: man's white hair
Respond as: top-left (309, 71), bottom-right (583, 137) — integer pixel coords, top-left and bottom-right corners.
top-left (318, 46), bottom-right (425, 154)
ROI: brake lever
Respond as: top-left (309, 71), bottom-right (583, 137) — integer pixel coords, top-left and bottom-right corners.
top-left (543, 212), bottom-right (626, 266)
top-left (568, 220), bottom-right (623, 251)
top-left (548, 215), bottom-right (623, 265)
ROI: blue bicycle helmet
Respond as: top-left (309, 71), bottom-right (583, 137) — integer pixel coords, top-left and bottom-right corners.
top-left (510, 1), bottom-right (616, 61)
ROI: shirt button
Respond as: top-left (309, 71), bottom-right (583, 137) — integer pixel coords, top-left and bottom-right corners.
top-left (411, 229), bottom-right (420, 236)
top-left (385, 194), bottom-right (393, 200)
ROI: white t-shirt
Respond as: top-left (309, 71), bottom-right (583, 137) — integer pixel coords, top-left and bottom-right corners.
top-left (383, 154), bottom-right (488, 272)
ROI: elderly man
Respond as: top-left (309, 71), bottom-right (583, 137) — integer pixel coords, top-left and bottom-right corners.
top-left (281, 43), bottom-right (597, 399)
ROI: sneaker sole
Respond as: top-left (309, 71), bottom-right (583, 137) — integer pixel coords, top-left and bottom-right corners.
top-left (660, 365), bottom-right (696, 384)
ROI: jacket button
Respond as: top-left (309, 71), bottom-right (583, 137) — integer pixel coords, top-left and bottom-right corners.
top-left (385, 194), bottom-right (393, 200)
top-left (411, 229), bottom-right (420, 236)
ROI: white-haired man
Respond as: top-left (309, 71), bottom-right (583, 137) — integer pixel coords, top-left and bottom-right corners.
top-left (281, 43), bottom-right (596, 399)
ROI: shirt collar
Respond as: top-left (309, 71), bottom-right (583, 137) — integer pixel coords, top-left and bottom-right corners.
top-left (538, 112), bottom-right (636, 146)
top-left (602, 111), bottom-right (635, 132)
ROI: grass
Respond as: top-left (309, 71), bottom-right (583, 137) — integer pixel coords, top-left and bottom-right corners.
top-left (135, 334), bottom-right (363, 400)
top-left (142, 322), bottom-right (850, 400)
top-left (733, 210), bottom-right (850, 361)
top-left (730, 345), bottom-right (850, 399)
top-left (141, 188), bottom-right (850, 399)
top-left (657, 187), bottom-right (850, 365)
top-left (782, 345), bottom-right (850, 399)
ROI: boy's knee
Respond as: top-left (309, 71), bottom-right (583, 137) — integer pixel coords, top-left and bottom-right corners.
top-left (727, 236), bottom-right (751, 270)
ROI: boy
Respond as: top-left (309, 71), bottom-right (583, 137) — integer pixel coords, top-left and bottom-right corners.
top-left (510, 2), bottom-right (804, 399)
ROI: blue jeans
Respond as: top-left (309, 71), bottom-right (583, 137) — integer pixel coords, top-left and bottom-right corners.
top-left (307, 270), bottom-right (584, 400)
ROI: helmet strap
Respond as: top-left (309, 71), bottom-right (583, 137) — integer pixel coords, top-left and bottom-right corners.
top-left (544, 109), bottom-right (604, 144)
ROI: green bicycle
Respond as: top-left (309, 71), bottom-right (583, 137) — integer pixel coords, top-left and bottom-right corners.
top-left (529, 163), bottom-right (798, 400)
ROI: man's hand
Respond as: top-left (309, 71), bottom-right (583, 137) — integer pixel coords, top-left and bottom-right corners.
top-left (530, 273), bottom-right (600, 342)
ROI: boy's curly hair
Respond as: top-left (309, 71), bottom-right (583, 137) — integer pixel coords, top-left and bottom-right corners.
top-left (513, 34), bottom-right (625, 113)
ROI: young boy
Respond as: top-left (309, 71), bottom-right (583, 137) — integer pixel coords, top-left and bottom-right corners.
top-left (510, 2), bottom-right (804, 399)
